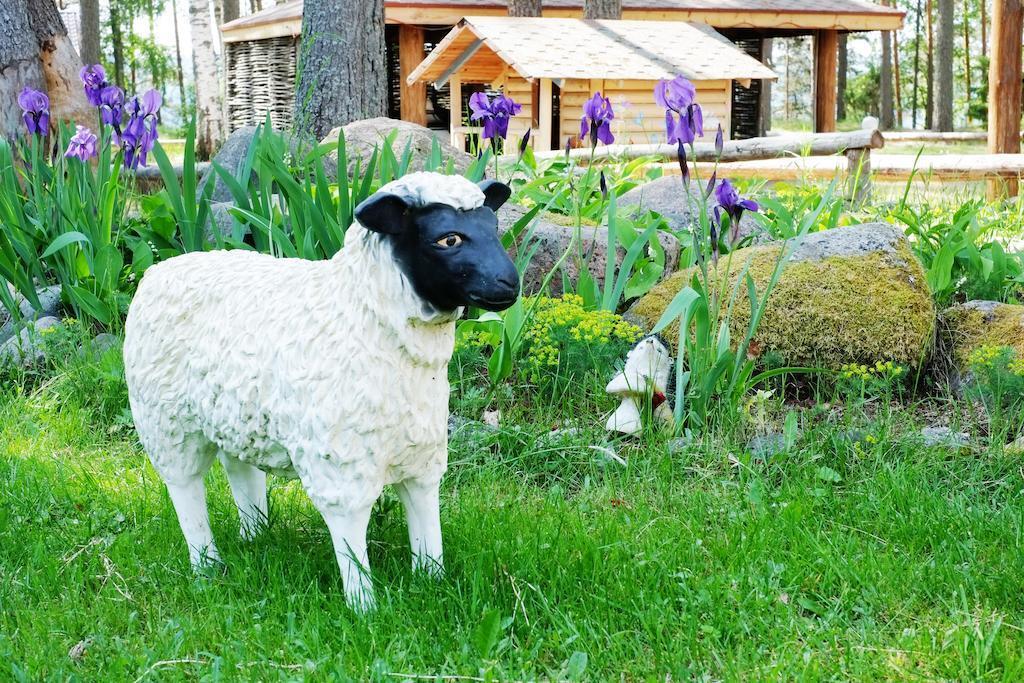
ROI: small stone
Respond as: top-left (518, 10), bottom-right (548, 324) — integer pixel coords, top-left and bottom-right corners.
top-left (1004, 436), bottom-right (1024, 455)
top-left (68, 639), bottom-right (90, 662)
top-left (920, 426), bottom-right (970, 449)
top-left (90, 333), bottom-right (120, 355)
top-left (0, 316), bottom-right (61, 367)
top-left (747, 432), bottom-right (788, 459)
top-left (667, 436), bottom-right (692, 455)
top-left (482, 409), bottom-right (501, 429)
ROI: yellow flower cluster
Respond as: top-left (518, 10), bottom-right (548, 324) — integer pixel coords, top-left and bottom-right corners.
top-left (524, 294), bottom-right (642, 369)
top-left (839, 360), bottom-right (904, 381)
top-left (968, 344), bottom-right (1009, 370)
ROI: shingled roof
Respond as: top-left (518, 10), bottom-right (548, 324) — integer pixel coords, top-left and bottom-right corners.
top-left (221, 0), bottom-right (903, 41)
top-left (408, 17), bottom-right (778, 85)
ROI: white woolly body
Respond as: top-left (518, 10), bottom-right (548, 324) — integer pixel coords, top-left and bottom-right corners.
top-left (124, 172), bottom-right (485, 515)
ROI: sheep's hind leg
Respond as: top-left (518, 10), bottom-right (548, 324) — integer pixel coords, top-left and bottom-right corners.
top-left (394, 478), bottom-right (444, 577)
top-left (165, 474), bottom-right (221, 570)
top-left (318, 503), bottom-right (376, 611)
top-left (219, 454), bottom-right (268, 541)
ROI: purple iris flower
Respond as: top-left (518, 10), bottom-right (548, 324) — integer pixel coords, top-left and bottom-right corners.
top-left (654, 75), bottom-right (704, 145)
top-left (80, 65), bottom-right (108, 107)
top-left (99, 85), bottom-right (125, 133)
top-left (18, 87), bottom-right (49, 136)
top-left (580, 92), bottom-right (614, 147)
top-left (120, 88), bottom-right (162, 168)
top-left (469, 91), bottom-right (521, 142)
top-left (64, 125), bottom-right (98, 161)
top-left (713, 179), bottom-right (759, 244)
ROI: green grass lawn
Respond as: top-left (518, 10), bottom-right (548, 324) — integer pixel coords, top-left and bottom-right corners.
top-left (2, 355), bottom-right (1023, 681)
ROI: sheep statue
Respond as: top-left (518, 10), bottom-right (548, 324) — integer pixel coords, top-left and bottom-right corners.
top-left (123, 172), bottom-right (520, 609)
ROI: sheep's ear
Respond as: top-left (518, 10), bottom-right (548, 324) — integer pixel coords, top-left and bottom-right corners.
top-left (478, 179), bottom-right (511, 212)
top-left (354, 192), bottom-right (408, 235)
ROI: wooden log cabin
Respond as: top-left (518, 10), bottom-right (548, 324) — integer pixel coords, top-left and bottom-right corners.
top-left (219, 0), bottom-right (903, 137)
top-left (407, 16), bottom-right (776, 151)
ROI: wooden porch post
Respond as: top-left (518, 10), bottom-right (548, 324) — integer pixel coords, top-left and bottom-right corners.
top-left (988, 0), bottom-right (1023, 197)
top-left (449, 75), bottom-right (464, 150)
top-left (399, 24), bottom-right (427, 126)
top-left (813, 30), bottom-right (838, 133)
top-left (537, 78), bottom-right (554, 151)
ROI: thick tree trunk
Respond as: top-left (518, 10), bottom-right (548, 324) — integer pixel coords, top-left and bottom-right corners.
top-left (837, 33), bottom-right (847, 121)
top-left (583, 0), bottom-right (621, 19)
top-left (0, 0), bottom-right (45, 141)
top-left (1, 0), bottom-right (93, 141)
top-left (881, 29), bottom-right (895, 128)
top-left (293, 0), bottom-right (387, 140)
top-left (191, 0), bottom-right (224, 158)
top-left (78, 0), bottom-right (100, 65)
top-left (27, 0), bottom-right (94, 132)
top-left (508, 0), bottom-right (542, 16)
top-left (933, 0), bottom-right (954, 130)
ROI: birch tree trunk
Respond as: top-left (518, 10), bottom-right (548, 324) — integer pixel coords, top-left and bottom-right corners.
top-left (508, 0), bottom-right (542, 16)
top-left (79, 0), bottom-right (100, 66)
top-left (191, 0), bottom-right (224, 158)
top-left (933, 0), bottom-right (955, 130)
top-left (583, 0), bottom-right (622, 19)
top-left (293, 0), bottom-right (387, 140)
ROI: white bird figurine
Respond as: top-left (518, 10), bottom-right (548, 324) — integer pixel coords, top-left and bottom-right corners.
top-left (605, 335), bottom-right (674, 435)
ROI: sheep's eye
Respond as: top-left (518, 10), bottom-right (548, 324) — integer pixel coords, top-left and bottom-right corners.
top-left (436, 234), bottom-right (463, 248)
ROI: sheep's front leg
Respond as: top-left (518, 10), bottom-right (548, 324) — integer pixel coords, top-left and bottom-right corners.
top-left (394, 478), bottom-right (444, 577)
top-left (319, 504), bottom-right (376, 611)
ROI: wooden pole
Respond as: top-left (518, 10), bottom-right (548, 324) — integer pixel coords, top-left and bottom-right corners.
top-left (449, 75), bottom-right (464, 150)
top-left (398, 24), bottom-right (426, 126)
top-left (813, 30), bottom-right (838, 133)
top-left (987, 0), bottom-right (1023, 196)
top-left (537, 78), bottom-right (553, 151)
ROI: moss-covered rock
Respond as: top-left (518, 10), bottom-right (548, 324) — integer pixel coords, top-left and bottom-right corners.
top-left (627, 223), bottom-right (936, 371)
top-left (940, 300), bottom-right (1024, 370)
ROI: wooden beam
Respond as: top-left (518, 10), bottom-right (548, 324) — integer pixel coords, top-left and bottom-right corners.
top-left (537, 78), bottom-right (554, 152)
top-left (399, 25), bottom-right (426, 126)
top-left (435, 38), bottom-right (484, 89)
top-left (813, 30), bottom-right (839, 133)
top-left (987, 0), bottom-right (1023, 197)
top-left (449, 76), bottom-right (464, 150)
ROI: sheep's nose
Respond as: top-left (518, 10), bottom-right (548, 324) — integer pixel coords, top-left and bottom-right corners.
top-left (496, 273), bottom-right (518, 290)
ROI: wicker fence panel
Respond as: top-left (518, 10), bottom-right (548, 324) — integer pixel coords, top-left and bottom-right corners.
top-left (226, 36), bottom-right (298, 133)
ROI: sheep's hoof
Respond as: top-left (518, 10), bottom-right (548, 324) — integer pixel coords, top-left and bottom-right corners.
top-left (190, 550), bottom-right (225, 578)
top-left (346, 589), bottom-right (377, 613)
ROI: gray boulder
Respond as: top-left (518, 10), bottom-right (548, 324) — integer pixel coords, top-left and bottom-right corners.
top-left (199, 126), bottom-right (339, 205)
top-left (0, 316), bottom-right (61, 368)
top-left (0, 284), bottom-right (62, 345)
top-left (618, 176), bottom-right (768, 245)
top-left (322, 117), bottom-right (474, 175)
top-left (498, 203), bottom-right (681, 296)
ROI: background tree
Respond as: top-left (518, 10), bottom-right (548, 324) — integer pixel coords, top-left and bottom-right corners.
top-left (293, 0), bottom-right (387, 140)
top-left (583, 0), bottom-right (621, 19)
top-left (880, 25), bottom-right (895, 128)
top-left (508, 0), bottom-right (542, 16)
top-left (79, 0), bottom-right (101, 65)
top-left (191, 0), bottom-right (224, 157)
top-left (837, 33), bottom-right (848, 121)
top-left (171, 0), bottom-right (188, 119)
top-left (925, 0), bottom-right (934, 128)
top-left (0, 0), bottom-right (93, 141)
top-left (222, 0), bottom-right (240, 24)
top-left (933, 0), bottom-right (954, 129)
